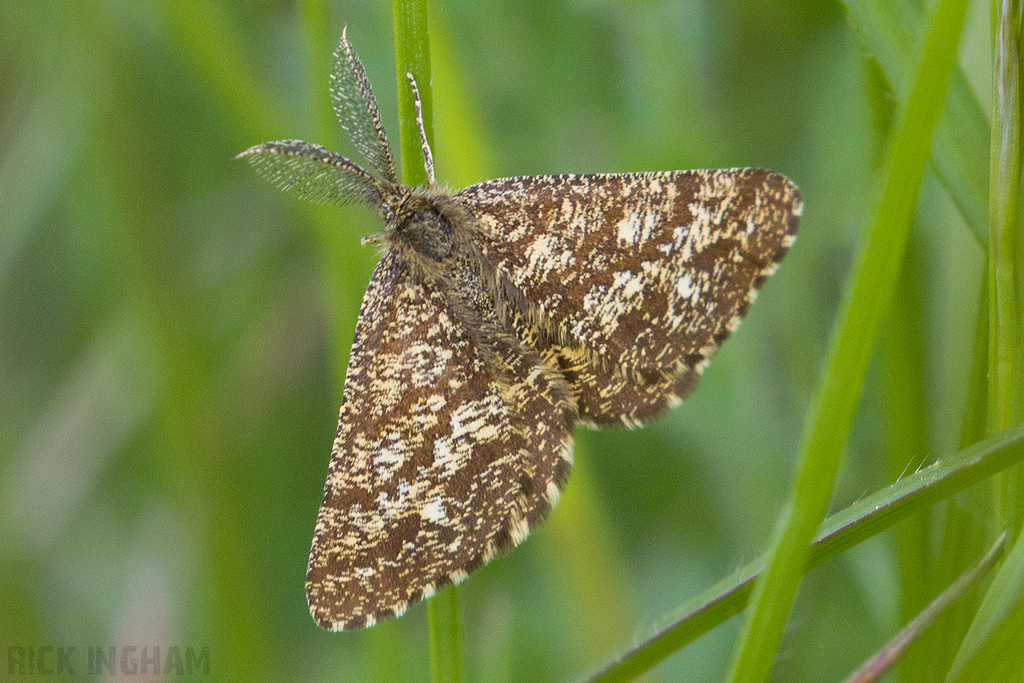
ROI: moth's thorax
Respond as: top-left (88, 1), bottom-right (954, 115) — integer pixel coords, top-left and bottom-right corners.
top-left (376, 186), bottom-right (502, 325)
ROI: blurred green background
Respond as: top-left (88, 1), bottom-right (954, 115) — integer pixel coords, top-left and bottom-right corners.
top-left (0, 0), bottom-right (992, 681)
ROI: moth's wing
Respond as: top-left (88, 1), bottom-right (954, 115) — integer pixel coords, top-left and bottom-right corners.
top-left (306, 252), bottom-right (575, 631)
top-left (503, 303), bottom-right (696, 428)
top-left (558, 342), bottom-right (701, 428)
top-left (459, 170), bottom-right (801, 424)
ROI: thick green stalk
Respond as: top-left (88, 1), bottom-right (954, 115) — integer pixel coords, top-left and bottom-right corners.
top-left (722, 0), bottom-right (971, 680)
top-left (392, 3), bottom-right (464, 682)
top-left (427, 588), bottom-right (465, 683)
top-left (394, 0), bottom-right (433, 187)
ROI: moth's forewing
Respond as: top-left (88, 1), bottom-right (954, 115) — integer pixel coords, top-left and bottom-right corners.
top-left (460, 170), bottom-right (801, 381)
top-left (306, 252), bottom-right (575, 631)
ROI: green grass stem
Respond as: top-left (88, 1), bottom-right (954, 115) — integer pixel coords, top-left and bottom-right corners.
top-left (987, 0), bottom-right (1024, 523)
top-left (393, 0), bottom-right (433, 188)
top-left (392, 3), bottom-right (465, 682)
top-left (942, 3), bottom-right (1024, 678)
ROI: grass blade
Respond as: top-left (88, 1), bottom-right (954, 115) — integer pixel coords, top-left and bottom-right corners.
top-left (842, 0), bottom-right (990, 242)
top-left (945, 528), bottom-right (1024, 680)
top-left (840, 534), bottom-right (1005, 683)
top-left (723, 0), bottom-right (972, 679)
top-left (944, 3), bottom-right (1024, 678)
top-left (581, 422), bottom-right (1024, 683)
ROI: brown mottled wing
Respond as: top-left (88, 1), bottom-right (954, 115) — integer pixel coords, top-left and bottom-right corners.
top-left (306, 251), bottom-right (575, 630)
top-left (459, 169), bottom-right (801, 426)
top-left (559, 344), bottom-right (702, 428)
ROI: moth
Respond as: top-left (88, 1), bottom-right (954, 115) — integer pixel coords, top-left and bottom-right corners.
top-left (238, 29), bottom-right (802, 631)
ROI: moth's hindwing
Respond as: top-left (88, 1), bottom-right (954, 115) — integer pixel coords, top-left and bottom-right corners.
top-left (306, 251), bottom-right (576, 631)
top-left (559, 345), bottom-right (702, 428)
top-left (460, 169), bottom-right (801, 426)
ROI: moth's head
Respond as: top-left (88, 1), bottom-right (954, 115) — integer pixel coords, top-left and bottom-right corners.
top-left (376, 189), bottom-right (458, 266)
